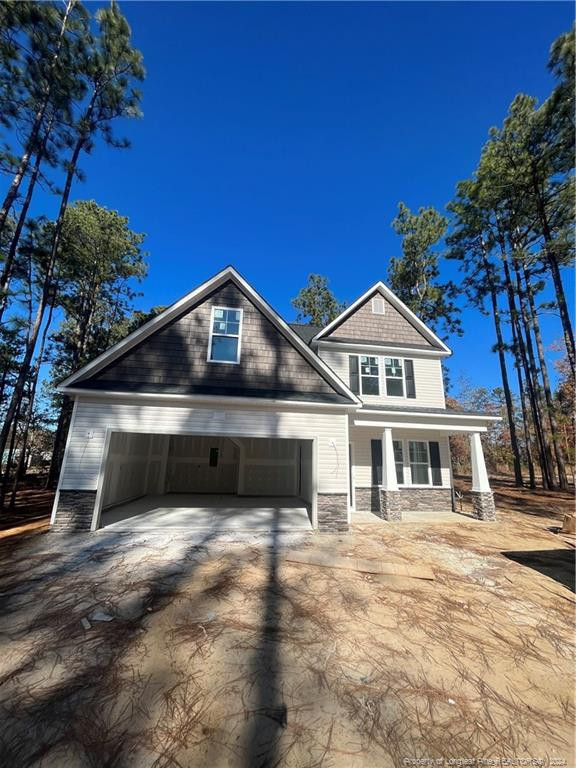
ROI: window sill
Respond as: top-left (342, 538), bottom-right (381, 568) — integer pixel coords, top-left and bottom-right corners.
top-left (207, 359), bottom-right (240, 365)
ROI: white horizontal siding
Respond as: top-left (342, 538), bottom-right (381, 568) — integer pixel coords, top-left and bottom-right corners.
top-left (60, 399), bottom-right (348, 494)
top-left (318, 348), bottom-right (446, 408)
top-left (350, 427), bottom-right (452, 488)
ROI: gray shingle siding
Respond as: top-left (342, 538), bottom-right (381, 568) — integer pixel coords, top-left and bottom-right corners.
top-left (76, 282), bottom-right (347, 402)
top-left (326, 291), bottom-right (437, 348)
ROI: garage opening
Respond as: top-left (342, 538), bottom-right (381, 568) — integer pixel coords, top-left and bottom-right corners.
top-left (97, 432), bottom-right (315, 531)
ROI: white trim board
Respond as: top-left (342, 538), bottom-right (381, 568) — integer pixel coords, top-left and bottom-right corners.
top-left (312, 281), bottom-right (452, 355)
top-left (58, 266), bottom-right (360, 406)
top-left (63, 389), bottom-right (359, 411)
top-left (359, 409), bottom-right (501, 421)
top-left (354, 420), bottom-right (488, 433)
top-left (314, 339), bottom-right (450, 358)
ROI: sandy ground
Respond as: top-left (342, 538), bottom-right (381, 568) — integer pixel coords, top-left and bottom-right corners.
top-left (0, 485), bottom-right (574, 768)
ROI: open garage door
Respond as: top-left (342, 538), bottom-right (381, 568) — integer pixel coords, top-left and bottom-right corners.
top-left (96, 432), bottom-right (315, 531)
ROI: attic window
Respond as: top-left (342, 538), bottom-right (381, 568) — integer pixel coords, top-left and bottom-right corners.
top-left (208, 306), bottom-right (243, 363)
top-left (372, 296), bottom-right (385, 315)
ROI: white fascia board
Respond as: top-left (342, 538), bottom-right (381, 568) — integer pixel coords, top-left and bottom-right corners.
top-left (354, 420), bottom-right (488, 433)
top-left (314, 339), bottom-right (450, 358)
top-left (59, 265), bottom-right (360, 406)
top-left (359, 409), bottom-right (502, 421)
top-left (62, 387), bottom-right (360, 411)
top-left (312, 281), bottom-right (452, 355)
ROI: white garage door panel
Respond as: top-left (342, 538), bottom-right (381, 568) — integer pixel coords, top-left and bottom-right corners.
top-left (61, 400), bottom-right (348, 494)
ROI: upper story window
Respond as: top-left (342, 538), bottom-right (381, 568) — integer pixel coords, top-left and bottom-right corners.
top-left (385, 357), bottom-right (404, 396)
top-left (208, 307), bottom-right (242, 363)
top-left (360, 356), bottom-right (380, 395)
top-left (349, 354), bottom-right (416, 399)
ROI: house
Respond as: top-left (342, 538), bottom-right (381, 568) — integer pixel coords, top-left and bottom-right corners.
top-left (51, 266), bottom-right (499, 532)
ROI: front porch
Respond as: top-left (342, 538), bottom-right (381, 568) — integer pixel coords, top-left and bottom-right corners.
top-left (349, 408), bottom-right (501, 522)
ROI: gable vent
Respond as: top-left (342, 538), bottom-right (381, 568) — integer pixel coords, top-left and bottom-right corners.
top-left (372, 296), bottom-right (385, 315)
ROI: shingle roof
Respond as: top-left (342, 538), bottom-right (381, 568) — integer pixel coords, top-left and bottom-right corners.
top-left (359, 404), bottom-right (499, 418)
top-left (288, 323), bottom-right (321, 345)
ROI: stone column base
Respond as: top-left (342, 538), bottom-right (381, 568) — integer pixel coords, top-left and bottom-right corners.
top-left (379, 489), bottom-right (402, 521)
top-left (471, 491), bottom-right (496, 521)
top-left (52, 490), bottom-right (97, 532)
top-left (317, 493), bottom-right (349, 532)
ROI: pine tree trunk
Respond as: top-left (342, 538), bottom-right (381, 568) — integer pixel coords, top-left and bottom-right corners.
top-left (0, 99), bottom-right (94, 466)
top-left (482, 251), bottom-right (523, 486)
top-left (500, 250), bottom-right (552, 488)
top-left (510, 316), bottom-right (536, 489)
top-left (511, 256), bottom-right (557, 488)
top-left (8, 302), bottom-right (55, 507)
top-left (522, 263), bottom-right (569, 489)
top-left (531, 170), bottom-right (575, 378)
top-left (0, 402), bottom-right (21, 508)
top-left (0, 0), bottom-right (76, 239)
top-left (0, 119), bottom-right (54, 327)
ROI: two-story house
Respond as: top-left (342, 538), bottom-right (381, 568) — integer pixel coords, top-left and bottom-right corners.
top-left (51, 267), bottom-right (499, 533)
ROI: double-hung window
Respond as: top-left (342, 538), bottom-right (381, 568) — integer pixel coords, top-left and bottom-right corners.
top-left (209, 307), bottom-right (242, 363)
top-left (409, 441), bottom-right (430, 485)
top-left (360, 356), bottom-right (380, 395)
top-left (385, 358), bottom-right (404, 397)
top-left (393, 440), bottom-right (404, 484)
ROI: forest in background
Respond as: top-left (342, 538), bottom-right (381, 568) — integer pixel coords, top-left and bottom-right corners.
top-left (292, 25), bottom-right (575, 490)
top-left (0, 2), bottom-right (573, 512)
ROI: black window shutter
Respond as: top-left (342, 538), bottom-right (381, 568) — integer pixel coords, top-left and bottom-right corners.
top-left (428, 441), bottom-right (442, 486)
top-left (371, 439), bottom-right (382, 485)
top-left (349, 356), bottom-right (360, 394)
top-left (405, 359), bottom-right (416, 398)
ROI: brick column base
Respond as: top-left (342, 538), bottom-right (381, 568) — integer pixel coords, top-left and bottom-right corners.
top-left (52, 490), bottom-right (97, 532)
top-left (471, 491), bottom-right (496, 521)
top-left (379, 489), bottom-right (402, 521)
top-left (317, 493), bottom-right (349, 532)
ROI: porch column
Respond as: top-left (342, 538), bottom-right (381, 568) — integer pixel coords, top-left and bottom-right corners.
top-left (469, 432), bottom-right (496, 520)
top-left (379, 428), bottom-right (402, 521)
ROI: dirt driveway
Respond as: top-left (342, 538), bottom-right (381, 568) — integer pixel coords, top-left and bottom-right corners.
top-left (0, 502), bottom-right (573, 767)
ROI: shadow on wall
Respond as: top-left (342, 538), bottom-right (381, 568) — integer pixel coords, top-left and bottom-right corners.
top-left (85, 281), bottom-right (336, 403)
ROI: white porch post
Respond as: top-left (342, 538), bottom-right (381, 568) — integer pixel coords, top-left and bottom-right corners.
top-left (469, 431), bottom-right (496, 520)
top-left (470, 432), bottom-right (490, 492)
top-left (379, 428), bottom-right (401, 520)
top-left (381, 428), bottom-right (398, 491)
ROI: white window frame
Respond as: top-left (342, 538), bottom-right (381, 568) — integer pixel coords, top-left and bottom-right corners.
top-left (207, 306), bottom-right (243, 364)
top-left (384, 356), bottom-right (405, 398)
top-left (407, 439), bottom-right (432, 487)
top-left (359, 355), bottom-right (380, 396)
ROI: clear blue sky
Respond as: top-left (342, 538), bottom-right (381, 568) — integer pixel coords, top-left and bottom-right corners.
top-left (71, 1), bottom-right (573, 390)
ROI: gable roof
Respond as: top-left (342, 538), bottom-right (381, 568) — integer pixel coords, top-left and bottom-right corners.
top-left (59, 266), bottom-right (360, 406)
top-left (312, 282), bottom-right (452, 355)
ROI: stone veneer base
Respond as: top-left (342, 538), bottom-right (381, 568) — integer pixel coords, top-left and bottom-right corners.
top-left (471, 491), bottom-right (497, 521)
top-left (52, 490), bottom-right (97, 532)
top-left (317, 493), bottom-right (349, 532)
top-left (355, 486), bottom-right (454, 519)
top-left (379, 489), bottom-right (402, 521)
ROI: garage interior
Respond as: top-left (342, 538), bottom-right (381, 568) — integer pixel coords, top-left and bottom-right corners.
top-left (97, 432), bottom-right (315, 531)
